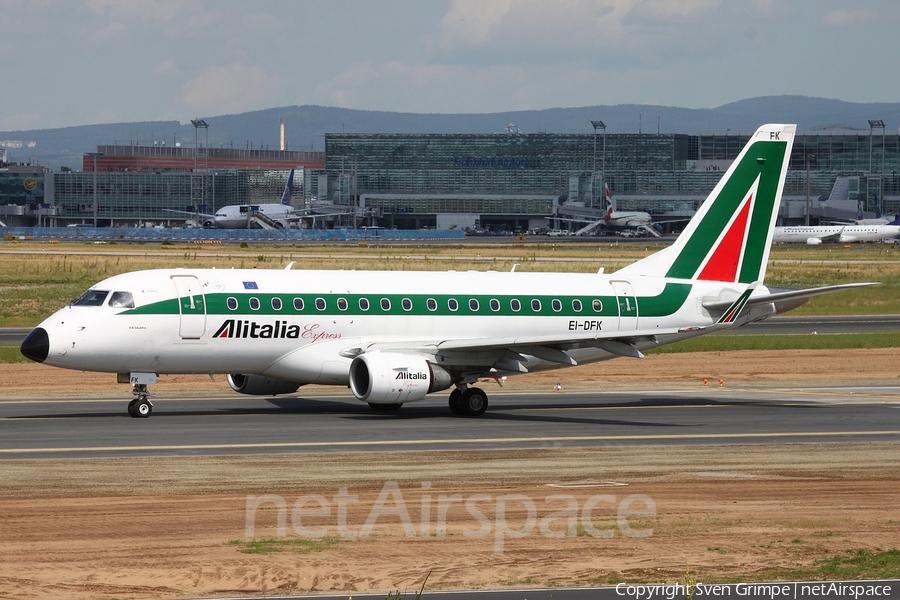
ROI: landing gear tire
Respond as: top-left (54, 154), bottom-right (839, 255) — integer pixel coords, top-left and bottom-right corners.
top-left (448, 388), bottom-right (463, 416)
top-left (132, 398), bottom-right (152, 418)
top-left (129, 383), bottom-right (154, 418)
top-left (459, 387), bottom-right (488, 417)
top-left (368, 402), bottom-right (403, 412)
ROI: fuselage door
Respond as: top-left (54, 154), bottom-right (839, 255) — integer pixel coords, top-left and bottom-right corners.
top-left (171, 275), bottom-right (206, 339)
top-left (611, 280), bottom-right (638, 331)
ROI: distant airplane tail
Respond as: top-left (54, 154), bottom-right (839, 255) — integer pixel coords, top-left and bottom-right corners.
top-left (603, 184), bottom-right (614, 221)
top-left (616, 124), bottom-right (796, 284)
top-left (280, 169), bottom-right (295, 206)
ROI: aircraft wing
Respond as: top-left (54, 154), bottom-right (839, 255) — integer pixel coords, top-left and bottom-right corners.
top-left (350, 326), bottom-right (701, 374)
top-left (164, 208), bottom-right (217, 218)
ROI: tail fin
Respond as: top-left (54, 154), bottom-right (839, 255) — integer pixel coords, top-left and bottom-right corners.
top-left (280, 169), bottom-right (295, 206)
top-left (617, 124), bottom-right (795, 284)
top-left (603, 184), bottom-right (614, 222)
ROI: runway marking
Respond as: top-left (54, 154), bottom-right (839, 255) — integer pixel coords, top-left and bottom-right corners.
top-left (3, 430), bottom-right (900, 455)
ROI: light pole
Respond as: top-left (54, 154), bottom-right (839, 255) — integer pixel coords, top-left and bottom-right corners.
top-left (85, 152), bottom-right (103, 227)
top-left (591, 120), bottom-right (606, 209)
top-left (869, 119), bottom-right (885, 215)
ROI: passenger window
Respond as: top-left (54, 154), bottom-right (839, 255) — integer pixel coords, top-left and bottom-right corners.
top-left (426, 298), bottom-right (437, 311)
top-left (271, 297), bottom-right (282, 311)
top-left (71, 289), bottom-right (109, 306)
top-left (592, 299), bottom-right (603, 312)
top-left (227, 297), bottom-right (238, 310)
top-left (469, 299), bottom-right (479, 311)
top-left (510, 299), bottom-right (521, 312)
top-left (293, 298), bottom-right (304, 311)
top-left (531, 299), bottom-right (542, 312)
top-left (337, 298), bottom-right (348, 311)
top-left (381, 298), bottom-right (391, 311)
top-left (359, 298), bottom-right (370, 311)
top-left (108, 291), bottom-right (135, 309)
top-left (489, 299), bottom-right (500, 311)
top-left (315, 298), bottom-right (326, 310)
top-left (551, 299), bottom-right (562, 312)
top-left (249, 297), bottom-right (260, 310)
top-left (572, 299), bottom-right (583, 312)
top-left (402, 298), bottom-right (412, 311)
top-left (448, 299), bottom-right (459, 311)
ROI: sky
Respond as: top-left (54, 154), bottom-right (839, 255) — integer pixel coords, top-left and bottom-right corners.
top-left (2, 0), bottom-right (899, 131)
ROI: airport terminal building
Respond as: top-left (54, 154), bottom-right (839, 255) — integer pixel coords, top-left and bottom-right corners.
top-left (2, 127), bottom-right (898, 229)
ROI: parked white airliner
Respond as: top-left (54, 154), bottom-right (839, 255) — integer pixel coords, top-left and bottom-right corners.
top-left (178, 169), bottom-right (297, 229)
top-left (603, 184), bottom-right (653, 228)
top-left (772, 221), bottom-right (900, 244)
top-left (20, 125), bottom-right (876, 418)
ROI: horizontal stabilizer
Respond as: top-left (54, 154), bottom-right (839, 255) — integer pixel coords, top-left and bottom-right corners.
top-left (703, 282), bottom-right (879, 312)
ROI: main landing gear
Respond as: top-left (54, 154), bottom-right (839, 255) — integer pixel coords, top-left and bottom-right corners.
top-left (127, 384), bottom-right (154, 418)
top-left (448, 386), bottom-right (488, 417)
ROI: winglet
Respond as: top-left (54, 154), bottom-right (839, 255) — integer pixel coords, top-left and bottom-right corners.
top-left (715, 282), bottom-right (758, 324)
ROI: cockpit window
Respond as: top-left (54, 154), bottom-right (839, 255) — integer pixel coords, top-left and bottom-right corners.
top-left (108, 291), bottom-right (135, 309)
top-left (71, 290), bottom-right (109, 306)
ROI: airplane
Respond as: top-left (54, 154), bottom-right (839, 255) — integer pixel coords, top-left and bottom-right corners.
top-left (772, 219), bottom-right (900, 244)
top-left (171, 169), bottom-right (298, 229)
top-left (603, 184), bottom-right (654, 229)
top-left (20, 124), bottom-right (878, 419)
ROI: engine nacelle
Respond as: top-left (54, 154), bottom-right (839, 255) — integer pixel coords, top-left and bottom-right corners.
top-left (227, 373), bottom-right (302, 396)
top-left (806, 237), bottom-right (823, 245)
top-left (348, 352), bottom-right (453, 404)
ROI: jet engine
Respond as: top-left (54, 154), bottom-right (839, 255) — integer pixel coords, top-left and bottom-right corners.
top-left (806, 237), bottom-right (823, 245)
top-left (349, 352), bottom-right (453, 404)
top-left (227, 373), bottom-right (302, 396)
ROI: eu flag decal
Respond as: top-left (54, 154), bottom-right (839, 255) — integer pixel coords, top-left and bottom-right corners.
top-left (242, 281), bottom-right (258, 290)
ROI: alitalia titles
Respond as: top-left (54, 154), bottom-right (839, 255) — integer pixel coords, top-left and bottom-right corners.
top-left (213, 320), bottom-right (342, 343)
top-left (396, 371), bottom-right (427, 380)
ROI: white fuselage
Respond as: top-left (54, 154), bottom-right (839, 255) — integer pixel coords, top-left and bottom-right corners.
top-left (606, 211), bottom-right (652, 228)
top-left (209, 204), bottom-right (294, 229)
top-left (773, 224), bottom-right (900, 244)
top-left (32, 268), bottom-right (766, 388)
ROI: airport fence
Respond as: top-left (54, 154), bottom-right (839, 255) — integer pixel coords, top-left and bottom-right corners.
top-left (0, 227), bottom-right (465, 242)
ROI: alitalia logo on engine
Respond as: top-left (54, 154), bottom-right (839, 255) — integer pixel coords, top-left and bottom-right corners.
top-left (396, 371), bottom-right (427, 380)
top-left (214, 319), bottom-right (301, 339)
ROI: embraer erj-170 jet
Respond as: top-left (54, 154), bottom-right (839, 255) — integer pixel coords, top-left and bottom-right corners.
top-left (21, 125), bottom-right (877, 418)
top-left (176, 169), bottom-right (297, 229)
top-left (772, 219), bottom-right (900, 244)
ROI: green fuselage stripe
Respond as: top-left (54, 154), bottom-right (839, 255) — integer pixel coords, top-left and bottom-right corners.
top-left (123, 282), bottom-right (692, 319)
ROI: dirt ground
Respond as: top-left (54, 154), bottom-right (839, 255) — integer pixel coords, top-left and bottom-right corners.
top-left (1, 349), bottom-right (899, 599)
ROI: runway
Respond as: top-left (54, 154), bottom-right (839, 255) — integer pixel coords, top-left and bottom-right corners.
top-left (2, 386), bottom-right (899, 459)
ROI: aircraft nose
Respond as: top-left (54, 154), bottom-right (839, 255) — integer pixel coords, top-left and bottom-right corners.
top-left (20, 327), bottom-right (49, 363)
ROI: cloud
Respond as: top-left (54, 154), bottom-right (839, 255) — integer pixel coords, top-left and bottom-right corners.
top-left (154, 59), bottom-right (179, 76)
top-left (307, 60), bottom-right (530, 114)
top-left (179, 63), bottom-right (281, 115)
top-left (821, 9), bottom-right (873, 27)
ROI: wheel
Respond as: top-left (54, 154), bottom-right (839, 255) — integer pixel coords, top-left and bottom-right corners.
top-left (132, 398), bottom-right (153, 418)
top-left (127, 399), bottom-right (137, 417)
top-left (448, 388), bottom-right (463, 415)
top-left (460, 387), bottom-right (488, 417)
top-left (368, 402), bottom-right (402, 412)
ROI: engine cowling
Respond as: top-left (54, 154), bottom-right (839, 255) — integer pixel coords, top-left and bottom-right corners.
top-left (348, 352), bottom-right (453, 404)
top-left (227, 374), bottom-right (302, 396)
top-left (806, 237), bottom-right (823, 245)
